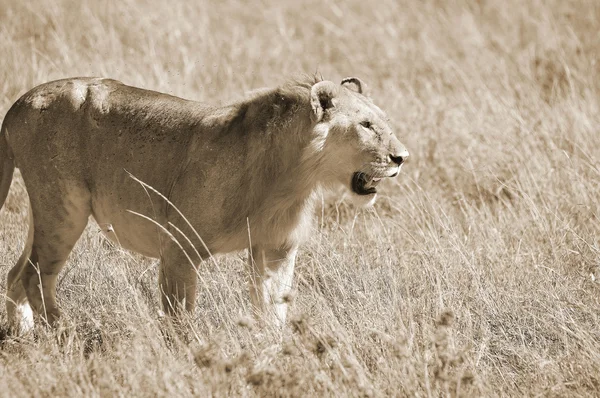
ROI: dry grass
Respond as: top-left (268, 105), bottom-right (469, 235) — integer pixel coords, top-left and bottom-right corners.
top-left (1, 0), bottom-right (600, 396)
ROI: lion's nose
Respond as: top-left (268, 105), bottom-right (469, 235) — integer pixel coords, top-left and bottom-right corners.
top-left (390, 150), bottom-right (409, 165)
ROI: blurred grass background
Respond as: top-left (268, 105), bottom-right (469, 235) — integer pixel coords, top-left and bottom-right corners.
top-left (1, 0), bottom-right (600, 396)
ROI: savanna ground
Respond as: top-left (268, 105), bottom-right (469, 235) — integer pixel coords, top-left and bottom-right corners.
top-left (1, 0), bottom-right (600, 396)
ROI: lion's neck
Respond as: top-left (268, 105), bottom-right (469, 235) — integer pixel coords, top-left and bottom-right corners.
top-left (248, 118), bottom-right (323, 247)
top-left (239, 105), bottom-right (322, 246)
top-left (198, 81), bottom-right (324, 248)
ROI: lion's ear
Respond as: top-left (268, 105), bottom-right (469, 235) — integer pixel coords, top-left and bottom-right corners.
top-left (341, 77), bottom-right (370, 96)
top-left (310, 81), bottom-right (337, 122)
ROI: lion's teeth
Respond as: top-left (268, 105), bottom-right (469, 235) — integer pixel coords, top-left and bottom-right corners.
top-left (372, 178), bottom-right (381, 182)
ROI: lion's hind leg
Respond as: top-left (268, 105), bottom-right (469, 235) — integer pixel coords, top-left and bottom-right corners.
top-left (6, 207), bottom-right (35, 334)
top-left (18, 187), bottom-right (91, 328)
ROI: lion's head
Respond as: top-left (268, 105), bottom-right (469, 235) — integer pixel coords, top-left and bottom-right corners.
top-left (309, 77), bottom-right (409, 206)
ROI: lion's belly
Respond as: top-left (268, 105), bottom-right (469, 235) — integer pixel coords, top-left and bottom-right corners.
top-left (91, 194), bottom-right (164, 259)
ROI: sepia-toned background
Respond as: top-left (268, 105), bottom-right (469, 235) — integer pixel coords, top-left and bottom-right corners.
top-left (1, 0), bottom-right (599, 396)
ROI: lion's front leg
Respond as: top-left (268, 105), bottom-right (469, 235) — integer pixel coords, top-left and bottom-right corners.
top-left (159, 242), bottom-right (201, 315)
top-left (248, 245), bottom-right (297, 328)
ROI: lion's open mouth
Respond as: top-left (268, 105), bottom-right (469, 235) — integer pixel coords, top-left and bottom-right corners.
top-left (351, 172), bottom-right (382, 195)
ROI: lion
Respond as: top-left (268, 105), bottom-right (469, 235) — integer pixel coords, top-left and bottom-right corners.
top-left (0, 75), bottom-right (408, 333)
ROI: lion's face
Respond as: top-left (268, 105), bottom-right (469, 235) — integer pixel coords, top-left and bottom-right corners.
top-left (310, 78), bottom-right (409, 206)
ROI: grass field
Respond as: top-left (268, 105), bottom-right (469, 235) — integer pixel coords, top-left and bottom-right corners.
top-left (1, 0), bottom-right (600, 396)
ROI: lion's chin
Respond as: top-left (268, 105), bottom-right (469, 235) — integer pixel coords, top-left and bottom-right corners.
top-left (347, 171), bottom-right (381, 207)
top-left (350, 192), bottom-right (378, 207)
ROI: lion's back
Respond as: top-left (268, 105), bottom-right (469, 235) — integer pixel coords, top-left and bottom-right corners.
top-left (2, 78), bottom-right (119, 153)
top-left (2, 77), bottom-right (205, 166)
top-left (6, 78), bottom-right (122, 123)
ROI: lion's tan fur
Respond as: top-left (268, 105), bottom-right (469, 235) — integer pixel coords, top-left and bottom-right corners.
top-left (0, 75), bottom-right (407, 331)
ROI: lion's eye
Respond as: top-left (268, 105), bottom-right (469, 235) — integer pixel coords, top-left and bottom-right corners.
top-left (360, 121), bottom-right (372, 129)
